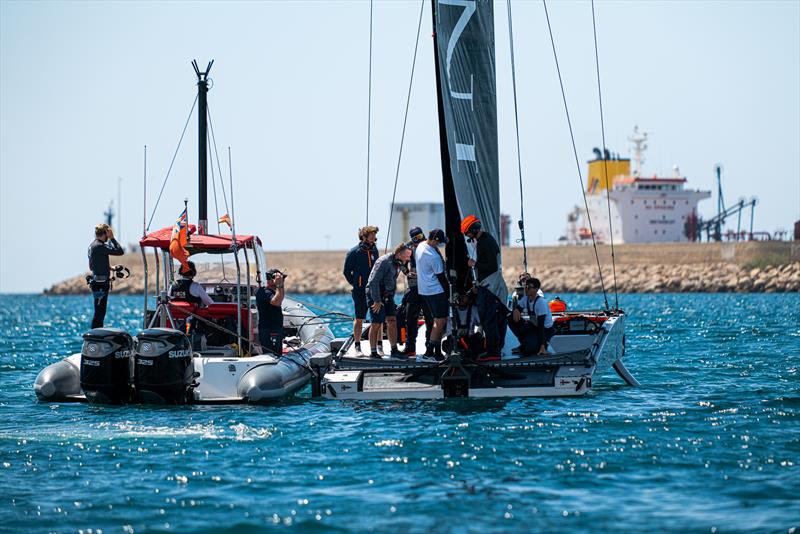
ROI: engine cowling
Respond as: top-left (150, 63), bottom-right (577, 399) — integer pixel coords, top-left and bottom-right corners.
top-left (80, 328), bottom-right (134, 404)
top-left (133, 328), bottom-right (194, 404)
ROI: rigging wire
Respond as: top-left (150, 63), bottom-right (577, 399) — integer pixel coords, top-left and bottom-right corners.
top-left (365, 0), bottom-right (374, 226)
top-left (591, 0), bottom-right (619, 310)
top-left (146, 94), bottom-right (198, 231)
top-left (207, 104), bottom-right (232, 281)
top-left (506, 0), bottom-right (528, 274)
top-left (384, 0), bottom-right (426, 253)
top-left (542, 0), bottom-right (609, 309)
top-left (206, 111), bottom-right (228, 281)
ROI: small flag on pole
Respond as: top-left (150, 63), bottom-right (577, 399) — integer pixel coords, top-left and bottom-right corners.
top-left (169, 207), bottom-right (190, 273)
top-left (218, 213), bottom-right (232, 229)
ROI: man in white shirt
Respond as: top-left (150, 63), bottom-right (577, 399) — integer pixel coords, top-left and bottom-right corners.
top-left (414, 228), bottom-right (449, 361)
top-left (509, 277), bottom-right (554, 356)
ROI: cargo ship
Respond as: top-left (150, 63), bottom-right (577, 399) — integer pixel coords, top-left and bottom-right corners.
top-left (564, 127), bottom-right (711, 244)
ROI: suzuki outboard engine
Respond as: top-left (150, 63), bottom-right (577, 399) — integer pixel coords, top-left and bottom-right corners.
top-left (134, 328), bottom-right (194, 404)
top-left (80, 328), bottom-right (134, 404)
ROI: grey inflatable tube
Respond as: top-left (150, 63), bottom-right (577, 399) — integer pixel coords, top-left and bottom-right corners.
top-left (34, 356), bottom-right (81, 402)
top-left (239, 297), bottom-right (334, 403)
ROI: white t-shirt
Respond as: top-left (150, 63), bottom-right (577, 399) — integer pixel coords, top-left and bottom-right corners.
top-left (415, 242), bottom-right (445, 296)
top-left (517, 293), bottom-right (553, 328)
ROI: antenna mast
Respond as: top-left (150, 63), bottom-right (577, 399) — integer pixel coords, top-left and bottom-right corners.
top-left (192, 59), bottom-right (214, 235)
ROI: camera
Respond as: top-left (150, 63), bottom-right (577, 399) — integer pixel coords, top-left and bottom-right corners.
top-left (110, 264), bottom-right (131, 280)
top-left (266, 270), bottom-right (287, 281)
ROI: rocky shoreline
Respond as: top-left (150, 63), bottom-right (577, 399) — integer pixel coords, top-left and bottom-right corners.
top-left (44, 242), bottom-right (800, 295)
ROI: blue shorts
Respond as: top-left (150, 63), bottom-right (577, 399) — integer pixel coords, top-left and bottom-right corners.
top-left (422, 292), bottom-right (448, 318)
top-left (351, 287), bottom-right (368, 320)
top-left (368, 294), bottom-right (397, 324)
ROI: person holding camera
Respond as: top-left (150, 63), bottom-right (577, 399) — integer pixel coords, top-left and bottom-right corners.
top-left (255, 269), bottom-right (286, 356)
top-left (87, 223), bottom-right (124, 328)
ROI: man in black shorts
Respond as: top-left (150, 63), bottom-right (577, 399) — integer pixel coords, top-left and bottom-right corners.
top-left (366, 243), bottom-right (412, 359)
top-left (414, 228), bottom-right (449, 361)
top-left (343, 225), bottom-right (379, 355)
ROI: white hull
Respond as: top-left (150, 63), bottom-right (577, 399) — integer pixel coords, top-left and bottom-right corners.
top-left (321, 312), bottom-right (628, 400)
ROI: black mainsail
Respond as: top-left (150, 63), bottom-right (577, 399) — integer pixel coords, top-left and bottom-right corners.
top-left (431, 0), bottom-right (500, 289)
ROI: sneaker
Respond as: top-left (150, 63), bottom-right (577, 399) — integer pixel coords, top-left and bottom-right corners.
top-left (376, 345), bottom-right (385, 357)
top-left (476, 352), bottom-right (501, 362)
top-left (402, 347), bottom-right (417, 357)
top-left (352, 344), bottom-right (363, 356)
top-left (369, 351), bottom-right (382, 360)
top-left (390, 349), bottom-right (407, 360)
top-left (416, 354), bottom-right (437, 363)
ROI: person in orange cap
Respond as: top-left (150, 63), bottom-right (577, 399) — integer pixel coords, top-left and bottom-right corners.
top-left (461, 215), bottom-right (508, 361)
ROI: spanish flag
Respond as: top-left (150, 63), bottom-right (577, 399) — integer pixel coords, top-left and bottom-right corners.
top-left (169, 207), bottom-right (191, 273)
top-left (218, 213), bottom-right (232, 229)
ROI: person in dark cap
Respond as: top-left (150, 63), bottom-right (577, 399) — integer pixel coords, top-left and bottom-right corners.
top-left (401, 226), bottom-right (432, 356)
top-left (255, 269), bottom-right (286, 355)
top-left (169, 261), bottom-right (214, 307)
top-left (414, 228), bottom-right (449, 361)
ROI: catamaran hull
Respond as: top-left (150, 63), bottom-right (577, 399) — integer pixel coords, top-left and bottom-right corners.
top-left (33, 298), bottom-right (332, 404)
top-left (321, 312), bottom-right (628, 400)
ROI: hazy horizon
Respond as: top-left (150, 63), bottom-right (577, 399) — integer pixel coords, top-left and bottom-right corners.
top-left (2, 0), bottom-right (798, 293)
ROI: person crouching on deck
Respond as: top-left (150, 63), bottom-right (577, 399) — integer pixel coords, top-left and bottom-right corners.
top-left (509, 277), bottom-right (554, 356)
top-left (255, 269), bottom-right (286, 356)
top-left (343, 225), bottom-right (379, 356)
top-left (366, 243), bottom-right (413, 359)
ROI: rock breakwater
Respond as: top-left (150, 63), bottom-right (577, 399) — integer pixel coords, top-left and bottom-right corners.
top-left (44, 242), bottom-right (800, 295)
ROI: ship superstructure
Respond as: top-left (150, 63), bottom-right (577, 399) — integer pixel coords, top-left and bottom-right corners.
top-left (567, 127), bottom-right (711, 244)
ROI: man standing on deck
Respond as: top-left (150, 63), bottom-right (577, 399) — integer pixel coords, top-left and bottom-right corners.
top-left (401, 227), bottom-right (432, 357)
top-left (87, 223), bottom-right (124, 328)
top-left (415, 228), bottom-right (449, 361)
top-left (255, 269), bottom-right (286, 356)
top-left (343, 226), bottom-right (379, 355)
top-left (366, 244), bottom-right (413, 359)
top-left (461, 215), bottom-right (509, 361)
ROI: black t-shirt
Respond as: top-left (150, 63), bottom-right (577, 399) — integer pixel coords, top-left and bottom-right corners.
top-left (475, 232), bottom-right (500, 281)
top-left (255, 287), bottom-right (283, 333)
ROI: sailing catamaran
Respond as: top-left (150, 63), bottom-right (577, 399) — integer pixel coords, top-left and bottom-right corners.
top-left (34, 62), bottom-right (333, 405)
top-left (316, 0), bottom-right (637, 399)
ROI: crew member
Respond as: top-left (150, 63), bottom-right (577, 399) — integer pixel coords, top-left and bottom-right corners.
top-left (401, 227), bottom-right (432, 357)
top-left (87, 223), bottom-right (124, 328)
top-left (255, 269), bottom-right (286, 355)
top-left (343, 226), bottom-right (379, 355)
top-left (366, 243), bottom-right (413, 359)
top-left (509, 277), bottom-right (554, 356)
top-left (415, 228), bottom-right (449, 361)
top-left (461, 215), bottom-right (508, 360)
top-left (168, 261), bottom-right (214, 307)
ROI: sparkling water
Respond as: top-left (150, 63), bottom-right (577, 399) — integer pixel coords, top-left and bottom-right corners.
top-left (1, 293), bottom-right (798, 532)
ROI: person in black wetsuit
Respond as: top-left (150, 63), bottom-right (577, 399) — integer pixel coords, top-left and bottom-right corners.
top-left (87, 223), bottom-right (124, 328)
top-left (462, 215), bottom-right (508, 361)
top-left (342, 225), bottom-right (379, 355)
top-left (255, 269), bottom-right (286, 355)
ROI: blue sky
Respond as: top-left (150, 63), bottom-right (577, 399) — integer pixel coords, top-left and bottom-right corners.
top-left (1, 0), bottom-right (798, 293)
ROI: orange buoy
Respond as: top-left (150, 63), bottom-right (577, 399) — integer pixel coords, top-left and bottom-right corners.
top-left (549, 297), bottom-right (567, 312)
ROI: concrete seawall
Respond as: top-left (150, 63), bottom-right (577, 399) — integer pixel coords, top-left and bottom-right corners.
top-left (44, 242), bottom-right (800, 295)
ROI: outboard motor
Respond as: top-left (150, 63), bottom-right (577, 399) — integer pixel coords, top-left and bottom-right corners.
top-left (133, 328), bottom-right (194, 404)
top-left (80, 328), bottom-right (134, 404)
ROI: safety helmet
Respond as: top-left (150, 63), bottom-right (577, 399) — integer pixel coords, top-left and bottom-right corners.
top-left (460, 215), bottom-right (481, 235)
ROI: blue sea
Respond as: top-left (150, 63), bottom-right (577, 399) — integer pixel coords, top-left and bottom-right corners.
top-left (1, 293), bottom-right (798, 533)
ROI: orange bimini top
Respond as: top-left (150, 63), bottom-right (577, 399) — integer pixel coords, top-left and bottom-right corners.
top-left (549, 297), bottom-right (567, 313)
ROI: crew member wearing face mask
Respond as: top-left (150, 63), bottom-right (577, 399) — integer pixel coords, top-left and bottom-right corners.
top-left (342, 225), bottom-right (379, 355)
top-left (365, 243), bottom-right (413, 359)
